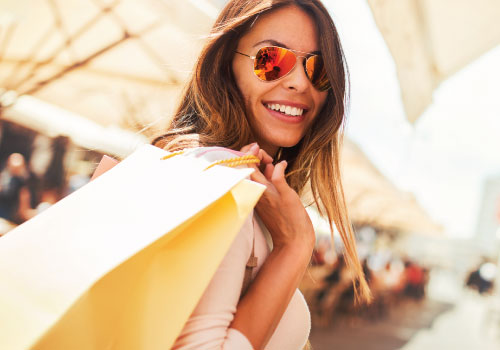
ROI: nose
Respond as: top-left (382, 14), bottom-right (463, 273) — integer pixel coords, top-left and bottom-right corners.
top-left (280, 57), bottom-right (310, 92)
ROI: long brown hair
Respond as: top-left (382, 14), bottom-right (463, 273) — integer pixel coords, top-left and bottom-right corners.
top-left (153, 0), bottom-right (371, 304)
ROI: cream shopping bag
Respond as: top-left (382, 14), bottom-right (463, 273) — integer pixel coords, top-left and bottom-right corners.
top-left (0, 145), bottom-right (264, 350)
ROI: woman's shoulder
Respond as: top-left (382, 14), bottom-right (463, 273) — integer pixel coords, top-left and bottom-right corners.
top-left (181, 146), bottom-right (253, 170)
top-left (186, 147), bottom-right (245, 162)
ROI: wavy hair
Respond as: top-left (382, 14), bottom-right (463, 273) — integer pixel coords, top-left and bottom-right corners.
top-left (153, 0), bottom-right (371, 304)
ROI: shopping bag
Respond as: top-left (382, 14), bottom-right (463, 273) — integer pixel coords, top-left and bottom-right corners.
top-left (0, 144), bottom-right (265, 350)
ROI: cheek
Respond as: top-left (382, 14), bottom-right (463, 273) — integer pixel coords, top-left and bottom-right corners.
top-left (318, 91), bottom-right (328, 107)
top-left (232, 59), bottom-right (246, 94)
top-left (233, 68), bottom-right (269, 111)
top-left (314, 91), bottom-right (328, 115)
top-left (232, 59), bottom-right (255, 105)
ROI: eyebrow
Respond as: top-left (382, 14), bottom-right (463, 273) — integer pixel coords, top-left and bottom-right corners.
top-left (252, 39), bottom-right (321, 55)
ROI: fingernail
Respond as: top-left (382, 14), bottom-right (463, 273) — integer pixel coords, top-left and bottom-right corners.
top-left (250, 143), bottom-right (259, 151)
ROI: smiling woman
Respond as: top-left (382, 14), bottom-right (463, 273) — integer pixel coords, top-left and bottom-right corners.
top-left (232, 8), bottom-right (328, 154)
top-left (153, 1), bottom-right (371, 349)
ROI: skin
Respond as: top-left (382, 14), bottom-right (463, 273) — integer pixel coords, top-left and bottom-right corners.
top-left (232, 5), bottom-right (328, 157)
top-left (228, 6), bottom-right (326, 349)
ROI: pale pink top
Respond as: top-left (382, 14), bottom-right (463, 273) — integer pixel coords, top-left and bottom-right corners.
top-left (171, 148), bottom-right (311, 350)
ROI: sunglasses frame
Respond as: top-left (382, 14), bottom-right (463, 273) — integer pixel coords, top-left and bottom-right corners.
top-left (235, 45), bottom-right (331, 91)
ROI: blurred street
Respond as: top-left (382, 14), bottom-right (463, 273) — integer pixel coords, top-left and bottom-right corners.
top-left (310, 269), bottom-right (500, 350)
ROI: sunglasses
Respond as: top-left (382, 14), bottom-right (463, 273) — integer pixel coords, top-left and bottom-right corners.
top-left (235, 46), bottom-right (330, 91)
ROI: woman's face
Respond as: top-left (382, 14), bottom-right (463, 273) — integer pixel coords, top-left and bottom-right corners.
top-left (232, 5), bottom-right (328, 156)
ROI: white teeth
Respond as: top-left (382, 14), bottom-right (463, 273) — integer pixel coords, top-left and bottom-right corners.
top-left (265, 103), bottom-right (305, 116)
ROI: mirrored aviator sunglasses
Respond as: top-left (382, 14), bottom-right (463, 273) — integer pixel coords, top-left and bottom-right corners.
top-left (236, 46), bottom-right (331, 92)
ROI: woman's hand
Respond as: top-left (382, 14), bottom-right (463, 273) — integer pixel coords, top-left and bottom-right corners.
top-left (240, 143), bottom-right (315, 252)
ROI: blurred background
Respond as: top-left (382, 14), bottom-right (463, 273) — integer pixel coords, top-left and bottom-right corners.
top-left (0, 0), bottom-right (499, 349)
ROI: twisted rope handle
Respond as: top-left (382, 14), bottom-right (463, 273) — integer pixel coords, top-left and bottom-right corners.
top-left (161, 151), bottom-right (260, 170)
top-left (204, 155), bottom-right (260, 170)
top-left (161, 151), bottom-right (185, 160)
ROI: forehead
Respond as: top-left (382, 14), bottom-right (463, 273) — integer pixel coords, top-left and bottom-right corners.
top-left (239, 5), bottom-right (320, 53)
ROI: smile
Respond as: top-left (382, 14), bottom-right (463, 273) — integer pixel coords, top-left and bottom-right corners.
top-left (265, 103), bottom-right (304, 117)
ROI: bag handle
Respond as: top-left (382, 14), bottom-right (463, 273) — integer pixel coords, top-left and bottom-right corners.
top-left (161, 151), bottom-right (260, 170)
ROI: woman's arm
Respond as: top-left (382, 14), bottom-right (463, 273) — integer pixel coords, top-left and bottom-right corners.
top-left (231, 241), bottom-right (313, 349)
top-left (173, 144), bottom-right (314, 350)
top-left (171, 215), bottom-right (256, 350)
top-left (230, 143), bottom-right (316, 350)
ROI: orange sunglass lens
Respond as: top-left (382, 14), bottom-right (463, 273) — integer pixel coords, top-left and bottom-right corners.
top-left (306, 55), bottom-right (330, 91)
top-left (254, 47), bottom-right (296, 81)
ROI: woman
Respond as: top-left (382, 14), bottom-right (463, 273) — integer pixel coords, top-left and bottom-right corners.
top-left (153, 1), bottom-right (371, 349)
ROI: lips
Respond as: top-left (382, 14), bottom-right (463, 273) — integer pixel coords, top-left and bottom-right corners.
top-left (262, 100), bottom-right (310, 118)
top-left (262, 100), bottom-right (309, 124)
top-left (266, 103), bottom-right (304, 116)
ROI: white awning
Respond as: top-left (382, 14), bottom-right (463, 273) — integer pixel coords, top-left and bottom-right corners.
top-left (367, 0), bottom-right (500, 122)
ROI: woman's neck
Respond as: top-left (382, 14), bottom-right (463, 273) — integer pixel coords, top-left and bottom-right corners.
top-left (254, 138), bottom-right (279, 159)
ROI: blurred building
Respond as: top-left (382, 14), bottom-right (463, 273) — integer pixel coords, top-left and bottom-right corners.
top-left (476, 174), bottom-right (500, 256)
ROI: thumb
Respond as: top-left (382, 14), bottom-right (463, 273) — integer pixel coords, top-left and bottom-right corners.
top-left (271, 160), bottom-right (289, 194)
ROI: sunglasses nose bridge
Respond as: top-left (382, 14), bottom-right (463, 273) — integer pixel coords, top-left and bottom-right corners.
top-left (281, 55), bottom-right (314, 92)
top-left (289, 53), bottom-right (315, 81)
top-left (286, 49), bottom-right (325, 81)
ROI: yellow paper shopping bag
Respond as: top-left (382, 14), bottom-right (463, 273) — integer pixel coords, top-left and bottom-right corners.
top-left (0, 145), bottom-right (264, 350)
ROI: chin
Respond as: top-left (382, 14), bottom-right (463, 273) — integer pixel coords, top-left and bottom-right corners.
top-left (268, 134), bottom-right (302, 149)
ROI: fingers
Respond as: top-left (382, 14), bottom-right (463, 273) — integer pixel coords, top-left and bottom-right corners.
top-left (240, 142), bottom-right (256, 153)
top-left (264, 163), bottom-right (274, 180)
top-left (241, 143), bottom-right (271, 174)
top-left (258, 149), bottom-right (264, 164)
top-left (240, 143), bottom-right (260, 172)
top-left (271, 160), bottom-right (289, 194)
top-left (259, 149), bottom-right (273, 165)
top-left (250, 166), bottom-right (270, 185)
top-left (241, 144), bottom-right (267, 184)
top-left (248, 143), bottom-right (260, 156)
top-left (240, 143), bottom-right (273, 164)
top-left (240, 143), bottom-right (288, 193)
top-left (240, 146), bottom-right (249, 153)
